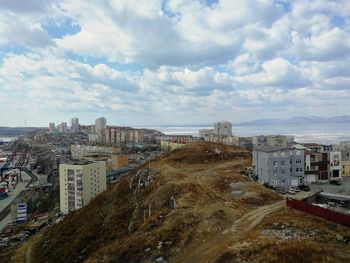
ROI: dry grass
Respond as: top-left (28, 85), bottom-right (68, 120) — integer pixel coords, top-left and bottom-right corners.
top-left (215, 239), bottom-right (349, 263)
top-left (9, 142), bottom-right (350, 263)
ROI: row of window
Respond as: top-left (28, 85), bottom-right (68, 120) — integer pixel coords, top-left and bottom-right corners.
top-left (273, 159), bottom-right (302, 167)
top-left (272, 150), bottom-right (301, 157)
top-left (273, 167), bottom-right (303, 175)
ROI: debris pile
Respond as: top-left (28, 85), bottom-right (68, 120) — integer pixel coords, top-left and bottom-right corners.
top-left (261, 222), bottom-right (318, 240)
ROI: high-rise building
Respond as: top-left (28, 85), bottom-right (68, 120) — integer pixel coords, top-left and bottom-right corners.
top-left (49, 123), bottom-right (55, 133)
top-left (95, 117), bottom-right (107, 131)
top-left (59, 161), bottom-right (107, 214)
top-left (71, 118), bottom-right (80, 133)
top-left (58, 122), bottom-right (68, 133)
top-left (214, 121), bottom-right (232, 138)
top-left (95, 117), bottom-right (107, 143)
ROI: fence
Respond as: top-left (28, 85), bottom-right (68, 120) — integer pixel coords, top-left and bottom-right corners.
top-left (286, 197), bottom-right (350, 227)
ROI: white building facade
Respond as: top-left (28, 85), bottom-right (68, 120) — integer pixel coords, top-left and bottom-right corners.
top-left (59, 161), bottom-right (107, 214)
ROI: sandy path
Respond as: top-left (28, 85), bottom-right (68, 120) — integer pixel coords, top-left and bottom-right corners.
top-left (176, 200), bottom-right (285, 263)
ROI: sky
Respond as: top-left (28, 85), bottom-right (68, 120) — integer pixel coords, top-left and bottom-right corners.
top-left (0, 0), bottom-right (350, 127)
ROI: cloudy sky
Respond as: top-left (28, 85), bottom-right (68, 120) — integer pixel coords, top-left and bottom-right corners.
top-left (0, 0), bottom-right (350, 127)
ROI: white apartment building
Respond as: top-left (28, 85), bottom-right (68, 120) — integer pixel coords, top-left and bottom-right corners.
top-left (59, 161), bottom-right (107, 214)
top-left (49, 123), bottom-right (55, 133)
top-left (95, 117), bottom-right (107, 132)
top-left (214, 121), bottom-right (232, 137)
top-left (199, 129), bottom-right (214, 138)
top-left (58, 122), bottom-right (68, 133)
top-left (252, 135), bottom-right (292, 148)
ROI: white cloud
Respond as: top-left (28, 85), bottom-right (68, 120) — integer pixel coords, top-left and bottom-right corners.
top-left (292, 27), bottom-right (350, 61)
top-left (235, 58), bottom-right (308, 88)
top-left (1, 0), bottom-right (350, 125)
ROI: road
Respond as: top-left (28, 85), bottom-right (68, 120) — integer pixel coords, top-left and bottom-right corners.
top-left (177, 200), bottom-right (285, 263)
top-left (0, 212), bottom-right (11, 231)
top-left (0, 171), bottom-right (31, 230)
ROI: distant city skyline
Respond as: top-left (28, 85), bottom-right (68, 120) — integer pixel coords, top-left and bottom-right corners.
top-left (1, 1), bottom-right (350, 126)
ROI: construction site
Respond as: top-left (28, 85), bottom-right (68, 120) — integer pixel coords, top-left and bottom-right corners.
top-left (1, 142), bottom-right (350, 262)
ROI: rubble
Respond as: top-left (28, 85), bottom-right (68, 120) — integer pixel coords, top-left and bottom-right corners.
top-left (261, 223), bottom-right (318, 240)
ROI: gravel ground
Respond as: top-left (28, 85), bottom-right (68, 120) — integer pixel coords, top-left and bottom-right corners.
top-left (309, 177), bottom-right (350, 195)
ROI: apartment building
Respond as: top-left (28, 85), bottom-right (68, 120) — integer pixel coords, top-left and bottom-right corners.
top-left (335, 142), bottom-right (350, 177)
top-left (199, 121), bottom-right (238, 145)
top-left (252, 135), bottom-right (293, 148)
top-left (71, 118), bottom-right (80, 133)
top-left (214, 121), bottom-right (232, 137)
top-left (341, 148), bottom-right (350, 176)
top-left (253, 146), bottom-right (305, 188)
top-left (59, 161), bottom-right (107, 214)
top-left (304, 150), bottom-right (329, 182)
top-left (329, 151), bottom-right (342, 180)
top-left (302, 143), bottom-right (341, 181)
top-left (199, 129), bottom-right (214, 138)
top-left (57, 122), bottom-right (68, 133)
top-left (71, 145), bottom-right (122, 158)
top-left (49, 123), bottom-right (55, 133)
top-left (157, 135), bottom-right (194, 144)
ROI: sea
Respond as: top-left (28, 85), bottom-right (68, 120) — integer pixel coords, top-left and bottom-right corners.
top-left (141, 123), bottom-right (350, 145)
top-left (0, 136), bottom-right (17, 143)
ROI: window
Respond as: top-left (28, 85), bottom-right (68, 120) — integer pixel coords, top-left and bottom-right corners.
top-left (296, 150), bottom-right (301, 155)
top-left (273, 170), bottom-right (277, 175)
top-left (281, 161), bottom-right (285, 166)
top-left (281, 170), bottom-right (285, 175)
top-left (296, 159), bottom-right (302, 164)
top-left (273, 152), bottom-right (278, 157)
top-left (281, 152), bottom-right (285, 156)
top-left (296, 168), bottom-right (302, 173)
top-left (273, 161), bottom-right (278, 167)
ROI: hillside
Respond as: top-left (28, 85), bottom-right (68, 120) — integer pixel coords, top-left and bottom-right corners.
top-left (6, 142), bottom-right (350, 262)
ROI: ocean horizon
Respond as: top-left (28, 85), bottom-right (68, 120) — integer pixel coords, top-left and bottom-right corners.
top-left (141, 122), bottom-right (350, 145)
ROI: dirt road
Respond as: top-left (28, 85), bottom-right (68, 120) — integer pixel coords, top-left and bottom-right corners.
top-left (176, 200), bottom-right (285, 263)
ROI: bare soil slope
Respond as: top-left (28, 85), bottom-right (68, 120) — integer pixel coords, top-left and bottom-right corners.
top-left (8, 142), bottom-right (350, 263)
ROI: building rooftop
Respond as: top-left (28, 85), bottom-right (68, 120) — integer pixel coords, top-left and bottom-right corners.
top-left (254, 146), bottom-right (293, 153)
top-left (304, 150), bottom-right (322, 155)
top-left (302, 143), bottom-right (321, 147)
top-left (62, 160), bottom-right (96, 165)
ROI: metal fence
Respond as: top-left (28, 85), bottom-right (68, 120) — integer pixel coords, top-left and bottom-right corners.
top-left (286, 197), bottom-right (350, 227)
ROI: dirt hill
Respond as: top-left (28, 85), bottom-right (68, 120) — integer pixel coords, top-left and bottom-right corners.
top-left (6, 142), bottom-right (350, 262)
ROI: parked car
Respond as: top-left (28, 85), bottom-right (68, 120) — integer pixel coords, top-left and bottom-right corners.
top-left (298, 184), bottom-right (310, 191)
top-left (290, 186), bottom-right (300, 192)
top-left (330, 180), bottom-right (341, 185)
top-left (275, 187), bottom-right (286, 194)
top-left (286, 187), bottom-right (296, 195)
